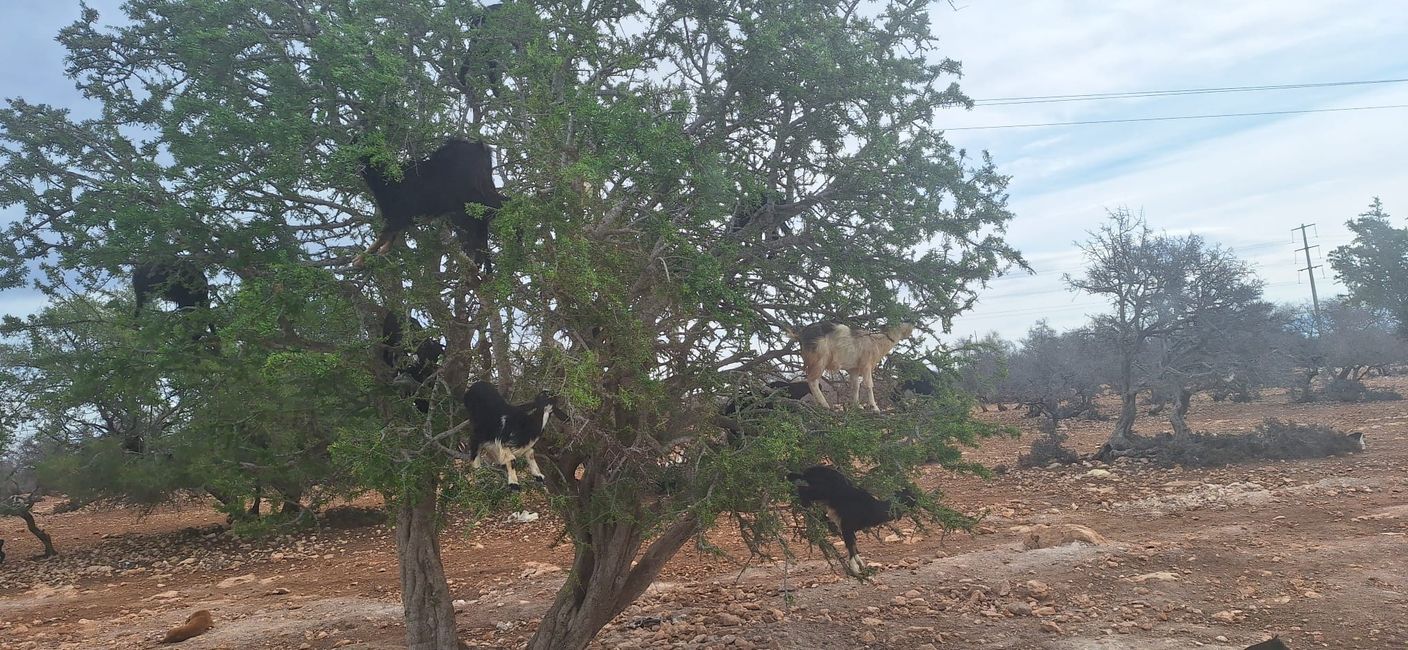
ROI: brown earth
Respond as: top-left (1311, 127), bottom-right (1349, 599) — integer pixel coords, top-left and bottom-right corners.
top-left (2, 380), bottom-right (1406, 650)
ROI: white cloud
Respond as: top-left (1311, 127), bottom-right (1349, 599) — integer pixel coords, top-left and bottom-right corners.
top-left (938, 1), bottom-right (1408, 341)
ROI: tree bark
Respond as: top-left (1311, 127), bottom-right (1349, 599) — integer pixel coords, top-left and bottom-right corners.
top-left (16, 507), bottom-right (57, 558)
top-left (396, 476), bottom-right (460, 650)
top-left (1111, 390), bottom-right (1137, 446)
top-left (1168, 387), bottom-right (1193, 439)
top-left (528, 515), bottom-right (697, 650)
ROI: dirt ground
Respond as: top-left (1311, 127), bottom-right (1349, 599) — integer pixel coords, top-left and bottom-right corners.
top-left (2, 380), bottom-right (1406, 650)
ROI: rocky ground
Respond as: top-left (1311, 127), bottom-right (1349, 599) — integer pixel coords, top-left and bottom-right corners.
top-left (1, 380), bottom-right (1406, 649)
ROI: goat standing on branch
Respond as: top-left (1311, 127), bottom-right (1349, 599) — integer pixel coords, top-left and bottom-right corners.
top-left (354, 138), bottom-right (505, 271)
top-left (790, 321), bottom-right (915, 411)
top-left (463, 381), bottom-right (568, 490)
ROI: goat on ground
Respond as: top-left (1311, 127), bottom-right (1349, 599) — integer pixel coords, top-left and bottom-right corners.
top-left (721, 380), bottom-right (811, 446)
top-left (378, 312), bottom-right (445, 413)
top-left (790, 321), bottom-right (915, 410)
top-left (132, 259), bottom-right (210, 315)
top-left (463, 381), bottom-right (568, 490)
top-left (354, 138), bottom-right (505, 271)
top-left (787, 464), bottom-right (917, 576)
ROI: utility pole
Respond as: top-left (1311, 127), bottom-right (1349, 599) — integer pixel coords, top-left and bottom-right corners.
top-left (1293, 223), bottom-right (1322, 329)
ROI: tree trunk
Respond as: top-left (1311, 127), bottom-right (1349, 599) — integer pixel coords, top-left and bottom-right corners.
top-left (1168, 387), bottom-right (1193, 439)
top-left (1110, 391), bottom-right (1137, 446)
top-left (16, 507), bottom-right (57, 558)
top-left (528, 516), bottom-right (697, 650)
top-left (396, 476), bottom-right (460, 650)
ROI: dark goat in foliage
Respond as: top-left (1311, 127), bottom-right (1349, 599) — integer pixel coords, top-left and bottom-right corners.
top-left (787, 465), bottom-right (917, 576)
top-left (132, 259), bottom-right (209, 315)
top-left (463, 381), bottom-right (568, 490)
top-left (456, 3), bottom-right (514, 100)
top-left (379, 312), bottom-right (446, 413)
top-left (721, 380), bottom-right (811, 445)
top-left (354, 138), bottom-right (505, 271)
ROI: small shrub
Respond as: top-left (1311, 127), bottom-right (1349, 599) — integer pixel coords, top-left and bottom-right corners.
top-left (1323, 378), bottom-right (1367, 402)
top-left (1118, 419), bottom-right (1365, 468)
top-left (1256, 418), bottom-right (1366, 459)
top-left (1321, 378), bottom-right (1403, 402)
top-left (1018, 432), bottom-right (1080, 468)
top-left (1364, 387), bottom-right (1404, 401)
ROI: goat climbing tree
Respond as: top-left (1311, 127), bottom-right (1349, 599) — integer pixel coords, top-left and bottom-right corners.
top-left (0, 1), bottom-right (1022, 648)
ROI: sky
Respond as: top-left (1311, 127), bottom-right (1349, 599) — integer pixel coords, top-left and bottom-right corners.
top-left (2, 1), bottom-right (1407, 342)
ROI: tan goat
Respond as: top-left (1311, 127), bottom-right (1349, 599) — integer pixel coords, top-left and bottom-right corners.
top-left (790, 321), bottom-right (915, 411)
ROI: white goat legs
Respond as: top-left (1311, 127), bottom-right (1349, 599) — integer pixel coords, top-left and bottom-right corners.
top-left (863, 369), bottom-right (880, 411)
top-left (524, 448), bottom-right (546, 483)
top-left (806, 371), bottom-right (832, 409)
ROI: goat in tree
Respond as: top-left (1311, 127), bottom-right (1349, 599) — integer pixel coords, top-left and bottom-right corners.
top-left (354, 138), bottom-right (505, 271)
top-left (462, 381), bottom-right (568, 490)
top-left (787, 465), bottom-right (917, 576)
top-left (720, 380), bottom-right (811, 446)
top-left (378, 311), bottom-right (446, 414)
top-left (791, 321), bottom-right (915, 410)
top-left (132, 259), bottom-right (210, 315)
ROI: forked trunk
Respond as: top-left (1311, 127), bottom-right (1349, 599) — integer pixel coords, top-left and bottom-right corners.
top-left (528, 516), bottom-right (696, 650)
top-left (396, 478), bottom-right (460, 650)
top-left (1168, 388), bottom-right (1194, 440)
top-left (16, 507), bottom-right (57, 558)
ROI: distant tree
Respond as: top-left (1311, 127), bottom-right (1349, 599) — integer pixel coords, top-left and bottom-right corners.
top-left (1004, 322), bottom-right (1106, 434)
top-left (1069, 208), bottom-right (1271, 444)
top-left (953, 332), bottom-right (1013, 411)
top-left (1317, 299), bottom-right (1408, 381)
top-left (1144, 245), bottom-right (1266, 438)
top-left (1067, 209), bottom-right (1181, 446)
top-left (1272, 300), bottom-right (1406, 402)
top-left (1329, 198), bottom-right (1408, 338)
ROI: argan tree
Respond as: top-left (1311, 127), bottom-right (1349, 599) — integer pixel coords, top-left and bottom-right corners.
top-left (1069, 208), bottom-right (1263, 445)
top-left (1329, 198), bottom-right (1408, 338)
top-left (0, 2), bottom-right (1021, 649)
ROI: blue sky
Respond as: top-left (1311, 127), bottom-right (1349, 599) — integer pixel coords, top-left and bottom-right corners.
top-left (2, 1), bottom-right (1407, 341)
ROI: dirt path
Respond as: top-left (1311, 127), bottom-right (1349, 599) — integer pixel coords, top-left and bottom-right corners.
top-left (2, 383), bottom-right (1406, 649)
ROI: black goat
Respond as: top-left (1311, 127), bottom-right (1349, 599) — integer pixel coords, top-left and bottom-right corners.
top-left (787, 465), bottom-right (917, 576)
top-left (1246, 637), bottom-right (1290, 650)
top-left (379, 312), bottom-right (446, 413)
top-left (457, 3), bottom-right (511, 97)
top-left (132, 259), bottom-right (209, 315)
top-left (463, 381), bottom-right (568, 490)
top-left (727, 192), bottom-right (793, 259)
top-left (721, 380), bottom-right (811, 445)
top-left (355, 138), bottom-right (505, 271)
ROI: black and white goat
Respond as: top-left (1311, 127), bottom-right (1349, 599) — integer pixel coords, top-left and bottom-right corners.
top-left (354, 138), bottom-right (505, 271)
top-left (132, 259), bottom-right (210, 315)
top-left (463, 381), bottom-right (568, 490)
top-left (791, 321), bottom-right (915, 411)
top-left (787, 465), bottom-right (917, 576)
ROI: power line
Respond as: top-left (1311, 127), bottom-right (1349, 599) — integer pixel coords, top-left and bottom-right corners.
top-left (944, 103), bottom-right (1408, 131)
top-left (974, 78), bottom-right (1408, 106)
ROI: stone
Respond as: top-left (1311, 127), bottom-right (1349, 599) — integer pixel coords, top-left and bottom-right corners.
top-left (1022, 524), bottom-right (1109, 550)
top-left (217, 574), bottom-right (257, 588)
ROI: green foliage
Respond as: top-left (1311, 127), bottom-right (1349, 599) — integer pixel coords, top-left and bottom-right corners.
top-left (1329, 198), bottom-right (1408, 338)
top-left (1, 0), bottom-right (1024, 645)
